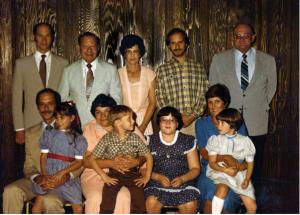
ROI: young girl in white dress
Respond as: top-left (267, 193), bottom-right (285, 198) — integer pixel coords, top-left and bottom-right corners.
top-left (206, 108), bottom-right (257, 214)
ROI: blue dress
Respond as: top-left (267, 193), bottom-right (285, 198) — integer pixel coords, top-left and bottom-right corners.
top-left (144, 131), bottom-right (200, 206)
top-left (32, 129), bottom-right (87, 204)
top-left (195, 116), bottom-right (247, 213)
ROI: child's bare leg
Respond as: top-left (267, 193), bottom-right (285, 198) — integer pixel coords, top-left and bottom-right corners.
top-left (240, 195), bottom-right (257, 214)
top-left (71, 203), bottom-right (83, 214)
top-left (31, 195), bottom-right (43, 214)
top-left (212, 184), bottom-right (229, 214)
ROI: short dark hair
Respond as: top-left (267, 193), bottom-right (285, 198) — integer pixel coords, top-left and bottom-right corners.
top-left (119, 34), bottom-right (146, 57)
top-left (33, 22), bottom-right (55, 38)
top-left (78, 31), bottom-right (101, 47)
top-left (205, 84), bottom-right (231, 108)
top-left (90, 94), bottom-right (117, 117)
top-left (35, 88), bottom-right (61, 107)
top-left (165, 28), bottom-right (190, 46)
top-left (156, 106), bottom-right (184, 130)
top-left (108, 105), bottom-right (133, 126)
top-left (216, 108), bottom-right (244, 131)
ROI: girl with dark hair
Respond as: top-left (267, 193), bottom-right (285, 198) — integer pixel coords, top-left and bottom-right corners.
top-left (195, 84), bottom-right (248, 213)
top-left (207, 108), bottom-right (256, 213)
top-left (118, 34), bottom-right (156, 135)
top-left (145, 106), bottom-right (200, 213)
top-left (31, 102), bottom-right (87, 213)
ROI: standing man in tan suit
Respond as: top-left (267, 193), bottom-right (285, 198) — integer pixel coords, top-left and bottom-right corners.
top-left (3, 88), bottom-right (78, 213)
top-left (12, 22), bottom-right (68, 144)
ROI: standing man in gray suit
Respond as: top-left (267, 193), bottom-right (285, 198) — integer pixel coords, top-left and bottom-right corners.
top-left (209, 23), bottom-right (277, 186)
top-left (12, 22), bottom-right (68, 144)
top-left (59, 32), bottom-right (121, 126)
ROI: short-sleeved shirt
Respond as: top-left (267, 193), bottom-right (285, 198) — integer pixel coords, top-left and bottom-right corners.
top-left (92, 131), bottom-right (149, 159)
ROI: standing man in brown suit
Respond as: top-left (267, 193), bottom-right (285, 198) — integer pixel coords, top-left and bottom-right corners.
top-left (12, 22), bottom-right (68, 144)
top-left (3, 88), bottom-right (80, 213)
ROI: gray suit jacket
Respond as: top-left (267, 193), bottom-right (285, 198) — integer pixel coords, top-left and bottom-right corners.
top-left (209, 48), bottom-right (277, 136)
top-left (12, 54), bottom-right (68, 129)
top-left (59, 58), bottom-right (121, 126)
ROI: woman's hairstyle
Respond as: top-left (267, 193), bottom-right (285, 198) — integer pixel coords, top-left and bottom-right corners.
top-left (108, 105), bottom-right (133, 126)
top-left (205, 84), bottom-right (231, 107)
top-left (55, 101), bottom-right (82, 135)
top-left (90, 94), bottom-right (117, 117)
top-left (216, 108), bottom-right (244, 131)
top-left (119, 34), bottom-right (146, 57)
top-left (165, 28), bottom-right (190, 47)
top-left (156, 106), bottom-right (184, 130)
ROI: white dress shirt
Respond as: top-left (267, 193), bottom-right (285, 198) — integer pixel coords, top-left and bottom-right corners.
top-left (234, 48), bottom-right (256, 86)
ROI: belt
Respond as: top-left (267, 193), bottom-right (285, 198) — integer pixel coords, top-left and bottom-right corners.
top-left (47, 153), bottom-right (75, 162)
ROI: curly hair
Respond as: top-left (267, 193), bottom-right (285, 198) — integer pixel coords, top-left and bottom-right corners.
top-left (119, 34), bottom-right (145, 57)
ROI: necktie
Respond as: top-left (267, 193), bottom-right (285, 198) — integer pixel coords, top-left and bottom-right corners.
top-left (39, 54), bottom-right (47, 87)
top-left (86, 63), bottom-right (94, 100)
top-left (45, 125), bottom-right (53, 130)
top-left (241, 54), bottom-right (249, 90)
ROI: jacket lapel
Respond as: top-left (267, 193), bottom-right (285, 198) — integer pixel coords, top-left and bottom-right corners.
top-left (48, 54), bottom-right (57, 87)
top-left (29, 55), bottom-right (44, 88)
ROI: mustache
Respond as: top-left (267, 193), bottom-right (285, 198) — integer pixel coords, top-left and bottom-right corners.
top-left (41, 111), bottom-right (54, 115)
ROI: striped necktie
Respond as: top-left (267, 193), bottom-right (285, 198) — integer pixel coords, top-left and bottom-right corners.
top-left (241, 54), bottom-right (249, 90)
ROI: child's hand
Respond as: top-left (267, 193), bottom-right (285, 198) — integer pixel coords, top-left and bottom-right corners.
top-left (224, 167), bottom-right (238, 176)
top-left (102, 174), bottom-right (118, 186)
top-left (241, 178), bottom-right (250, 189)
top-left (156, 174), bottom-right (171, 188)
top-left (171, 176), bottom-right (185, 188)
top-left (134, 174), bottom-right (150, 187)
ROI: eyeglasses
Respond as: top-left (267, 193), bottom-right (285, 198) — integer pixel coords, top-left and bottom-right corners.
top-left (160, 118), bottom-right (177, 124)
top-left (234, 34), bottom-right (252, 40)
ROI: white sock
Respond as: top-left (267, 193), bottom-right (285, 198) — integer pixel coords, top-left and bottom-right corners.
top-left (212, 196), bottom-right (224, 214)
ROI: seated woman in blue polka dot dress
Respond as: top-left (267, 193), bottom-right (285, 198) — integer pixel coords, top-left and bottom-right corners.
top-left (144, 106), bottom-right (200, 213)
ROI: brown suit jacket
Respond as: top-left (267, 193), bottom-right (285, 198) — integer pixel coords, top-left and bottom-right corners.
top-left (12, 54), bottom-right (68, 130)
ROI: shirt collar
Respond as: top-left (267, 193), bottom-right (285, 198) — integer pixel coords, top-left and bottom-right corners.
top-left (42, 120), bottom-right (55, 129)
top-left (234, 47), bottom-right (254, 59)
top-left (35, 51), bottom-right (51, 59)
top-left (82, 59), bottom-right (97, 71)
top-left (225, 132), bottom-right (237, 140)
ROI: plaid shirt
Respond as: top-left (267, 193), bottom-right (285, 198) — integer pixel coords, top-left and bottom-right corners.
top-left (92, 131), bottom-right (149, 159)
top-left (156, 58), bottom-right (208, 117)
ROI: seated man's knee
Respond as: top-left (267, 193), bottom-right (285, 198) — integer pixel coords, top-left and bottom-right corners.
top-left (42, 193), bottom-right (64, 213)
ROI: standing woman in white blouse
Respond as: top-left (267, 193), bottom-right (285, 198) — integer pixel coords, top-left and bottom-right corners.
top-left (118, 34), bottom-right (156, 135)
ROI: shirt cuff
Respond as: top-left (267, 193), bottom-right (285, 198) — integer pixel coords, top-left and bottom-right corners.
top-left (15, 128), bottom-right (25, 131)
top-left (30, 174), bottom-right (40, 182)
top-left (41, 149), bottom-right (49, 153)
top-left (75, 155), bottom-right (83, 159)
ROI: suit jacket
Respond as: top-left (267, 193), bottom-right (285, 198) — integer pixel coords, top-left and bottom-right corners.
top-left (23, 122), bottom-right (43, 178)
top-left (12, 54), bottom-right (68, 130)
top-left (209, 48), bottom-right (277, 136)
top-left (59, 58), bottom-right (121, 126)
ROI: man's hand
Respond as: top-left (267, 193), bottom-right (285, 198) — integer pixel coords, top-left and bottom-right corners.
top-left (181, 113), bottom-right (195, 128)
top-left (35, 173), bottom-right (70, 191)
top-left (15, 130), bottom-right (25, 144)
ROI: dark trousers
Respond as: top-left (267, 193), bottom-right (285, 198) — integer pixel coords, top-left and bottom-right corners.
top-left (100, 169), bottom-right (146, 214)
top-left (249, 134), bottom-right (267, 181)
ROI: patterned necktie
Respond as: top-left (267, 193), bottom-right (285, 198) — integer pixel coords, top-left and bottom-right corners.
top-left (86, 63), bottom-right (94, 100)
top-left (39, 54), bottom-right (47, 87)
top-left (241, 54), bottom-right (249, 90)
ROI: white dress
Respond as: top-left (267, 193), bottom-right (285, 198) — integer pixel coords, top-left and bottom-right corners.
top-left (206, 133), bottom-right (256, 200)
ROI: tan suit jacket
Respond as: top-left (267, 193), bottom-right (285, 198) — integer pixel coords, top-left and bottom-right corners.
top-left (12, 54), bottom-right (68, 130)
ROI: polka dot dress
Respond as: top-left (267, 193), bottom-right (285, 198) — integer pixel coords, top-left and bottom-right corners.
top-left (144, 131), bottom-right (200, 206)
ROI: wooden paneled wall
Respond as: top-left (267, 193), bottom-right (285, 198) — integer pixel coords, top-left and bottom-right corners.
top-left (0, 0), bottom-right (298, 206)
